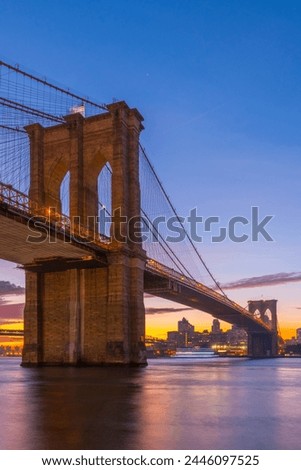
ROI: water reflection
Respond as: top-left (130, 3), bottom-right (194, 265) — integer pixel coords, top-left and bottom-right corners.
top-left (0, 359), bottom-right (145, 449)
top-left (1, 357), bottom-right (301, 449)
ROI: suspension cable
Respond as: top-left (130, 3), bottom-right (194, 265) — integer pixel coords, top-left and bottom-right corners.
top-left (103, 162), bottom-right (193, 277)
top-left (139, 144), bottom-right (228, 297)
top-left (0, 60), bottom-right (108, 111)
top-left (141, 209), bottom-right (195, 278)
top-left (0, 96), bottom-right (64, 123)
top-left (0, 124), bottom-right (27, 133)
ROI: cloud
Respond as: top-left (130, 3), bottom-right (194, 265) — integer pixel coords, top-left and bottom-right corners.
top-left (0, 302), bottom-right (24, 322)
top-left (221, 272), bottom-right (301, 290)
top-left (146, 307), bottom-right (193, 315)
top-left (0, 320), bottom-right (22, 325)
top-left (0, 281), bottom-right (25, 295)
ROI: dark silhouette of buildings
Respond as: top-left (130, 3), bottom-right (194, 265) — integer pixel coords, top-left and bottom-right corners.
top-left (165, 317), bottom-right (247, 355)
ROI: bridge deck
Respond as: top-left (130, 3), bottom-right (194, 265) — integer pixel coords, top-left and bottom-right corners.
top-left (0, 184), bottom-right (109, 265)
top-left (144, 262), bottom-right (271, 334)
top-left (0, 184), bottom-right (272, 336)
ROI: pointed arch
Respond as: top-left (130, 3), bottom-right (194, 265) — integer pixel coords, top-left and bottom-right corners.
top-left (60, 170), bottom-right (70, 216)
top-left (97, 162), bottom-right (112, 236)
top-left (262, 308), bottom-right (272, 326)
top-left (253, 309), bottom-right (261, 319)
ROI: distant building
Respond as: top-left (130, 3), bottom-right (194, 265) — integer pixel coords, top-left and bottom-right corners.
top-left (211, 319), bottom-right (221, 334)
top-left (167, 331), bottom-right (178, 343)
top-left (227, 324), bottom-right (248, 344)
top-left (285, 337), bottom-right (297, 346)
top-left (284, 334), bottom-right (301, 356)
top-left (176, 317), bottom-right (194, 347)
top-left (166, 317), bottom-right (248, 355)
top-left (178, 317), bottom-right (194, 335)
top-left (166, 318), bottom-right (195, 347)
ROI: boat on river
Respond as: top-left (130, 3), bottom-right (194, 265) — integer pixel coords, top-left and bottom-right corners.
top-left (174, 347), bottom-right (217, 358)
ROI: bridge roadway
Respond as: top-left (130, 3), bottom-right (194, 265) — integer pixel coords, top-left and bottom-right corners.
top-left (0, 183), bottom-right (270, 335)
top-left (0, 330), bottom-right (24, 336)
top-left (144, 261), bottom-right (270, 334)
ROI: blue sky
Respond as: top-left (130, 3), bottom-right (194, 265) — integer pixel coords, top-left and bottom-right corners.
top-left (0, 0), bottom-right (300, 336)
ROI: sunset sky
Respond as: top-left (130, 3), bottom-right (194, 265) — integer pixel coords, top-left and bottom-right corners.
top-left (0, 0), bottom-right (300, 340)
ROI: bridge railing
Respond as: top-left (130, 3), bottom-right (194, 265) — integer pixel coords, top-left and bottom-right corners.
top-left (0, 181), bottom-right (110, 249)
top-left (146, 258), bottom-right (269, 330)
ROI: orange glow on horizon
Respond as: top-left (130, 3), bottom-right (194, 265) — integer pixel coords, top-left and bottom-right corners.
top-left (0, 321), bottom-right (23, 330)
top-left (0, 338), bottom-right (23, 347)
top-left (146, 320), bottom-right (300, 340)
top-left (0, 322), bottom-right (24, 349)
top-left (0, 305), bottom-right (299, 343)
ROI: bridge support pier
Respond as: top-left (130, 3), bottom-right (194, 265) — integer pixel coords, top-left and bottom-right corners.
top-left (22, 100), bottom-right (147, 367)
top-left (247, 332), bottom-right (278, 358)
top-left (247, 300), bottom-right (278, 358)
top-left (22, 251), bottom-right (146, 366)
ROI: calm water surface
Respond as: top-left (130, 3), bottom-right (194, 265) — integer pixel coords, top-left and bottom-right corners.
top-left (0, 357), bottom-right (301, 450)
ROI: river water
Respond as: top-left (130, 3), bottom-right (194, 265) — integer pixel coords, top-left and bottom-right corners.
top-left (0, 356), bottom-right (301, 450)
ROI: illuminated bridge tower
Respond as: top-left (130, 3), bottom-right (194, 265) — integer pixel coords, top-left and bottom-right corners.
top-left (22, 102), bottom-right (147, 366)
top-left (247, 299), bottom-right (278, 357)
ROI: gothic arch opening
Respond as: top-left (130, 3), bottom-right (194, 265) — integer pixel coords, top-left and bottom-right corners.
top-left (60, 171), bottom-right (70, 217)
top-left (263, 308), bottom-right (272, 327)
top-left (97, 162), bottom-right (112, 237)
top-left (253, 309), bottom-right (261, 319)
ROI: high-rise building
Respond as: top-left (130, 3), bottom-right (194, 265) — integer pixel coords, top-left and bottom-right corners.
top-left (178, 317), bottom-right (194, 334)
top-left (175, 318), bottom-right (195, 347)
top-left (296, 328), bottom-right (301, 343)
top-left (211, 319), bottom-right (221, 334)
top-left (227, 324), bottom-right (248, 344)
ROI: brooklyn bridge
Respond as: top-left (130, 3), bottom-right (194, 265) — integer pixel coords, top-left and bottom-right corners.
top-left (0, 60), bottom-right (278, 365)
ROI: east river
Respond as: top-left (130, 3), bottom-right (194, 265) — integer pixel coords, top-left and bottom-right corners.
top-left (0, 357), bottom-right (301, 450)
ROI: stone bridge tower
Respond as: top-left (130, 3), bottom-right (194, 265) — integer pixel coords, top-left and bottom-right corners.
top-left (248, 299), bottom-right (278, 357)
top-left (22, 102), bottom-right (147, 366)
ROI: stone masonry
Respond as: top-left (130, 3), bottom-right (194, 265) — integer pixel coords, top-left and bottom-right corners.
top-left (22, 102), bottom-right (147, 366)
